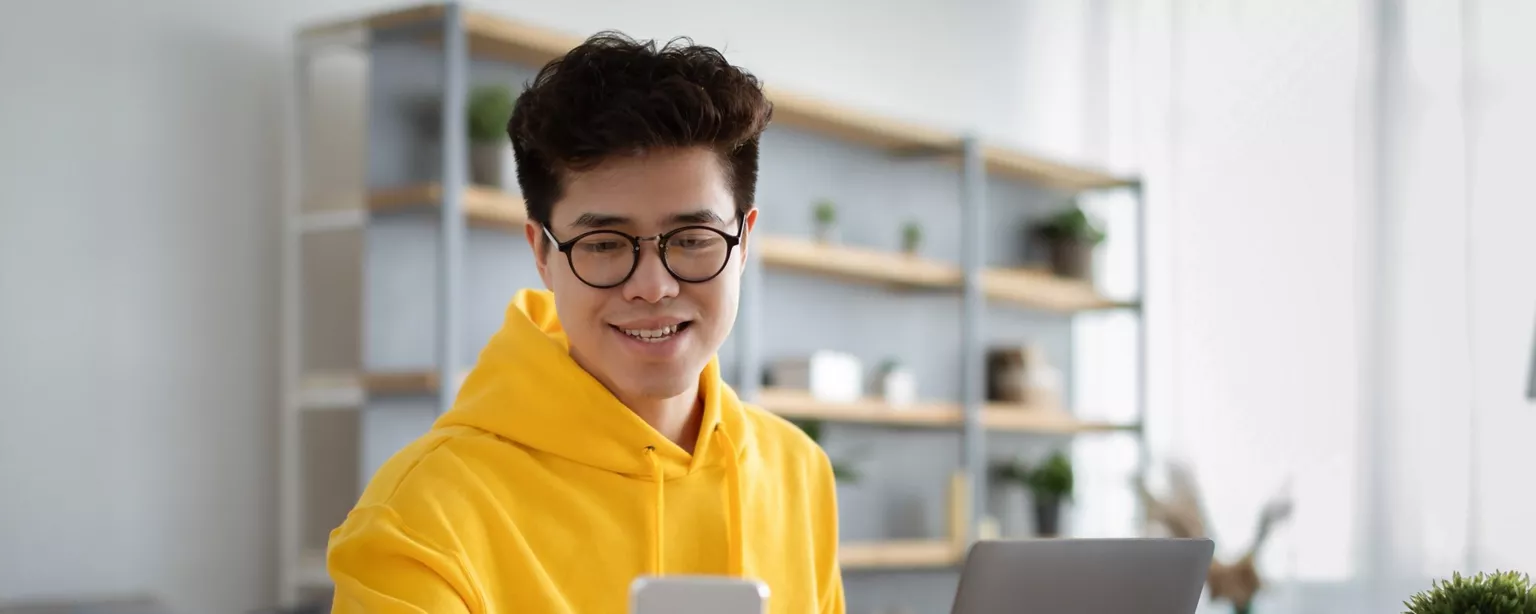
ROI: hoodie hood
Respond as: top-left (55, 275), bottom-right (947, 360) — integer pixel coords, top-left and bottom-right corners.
top-left (435, 287), bottom-right (750, 479)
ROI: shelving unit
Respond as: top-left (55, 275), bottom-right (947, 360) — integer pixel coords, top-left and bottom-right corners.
top-left (282, 3), bottom-right (1146, 611)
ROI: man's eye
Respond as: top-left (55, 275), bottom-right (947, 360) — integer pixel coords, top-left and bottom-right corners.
top-left (581, 241), bottom-right (623, 253)
top-left (671, 233), bottom-right (720, 250)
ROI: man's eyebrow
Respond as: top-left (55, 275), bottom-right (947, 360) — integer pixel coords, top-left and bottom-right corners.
top-left (668, 209), bottom-right (725, 226)
top-left (568, 209), bottom-right (725, 230)
top-left (569, 212), bottom-right (629, 229)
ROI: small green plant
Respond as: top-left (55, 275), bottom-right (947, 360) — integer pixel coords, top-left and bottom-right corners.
top-left (988, 455), bottom-right (1030, 485)
top-left (813, 199), bottom-right (837, 225)
top-left (901, 221), bottom-right (923, 252)
top-left (468, 85), bottom-right (515, 143)
top-left (1025, 451), bottom-right (1074, 500)
top-left (1035, 205), bottom-right (1106, 246)
top-left (1404, 570), bottom-right (1536, 614)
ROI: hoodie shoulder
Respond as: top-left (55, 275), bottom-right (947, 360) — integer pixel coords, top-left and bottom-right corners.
top-left (352, 425), bottom-right (510, 511)
top-left (740, 403), bottom-right (830, 466)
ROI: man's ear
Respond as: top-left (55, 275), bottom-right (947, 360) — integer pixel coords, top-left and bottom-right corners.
top-left (525, 221), bottom-right (553, 289)
top-left (738, 207), bottom-right (759, 268)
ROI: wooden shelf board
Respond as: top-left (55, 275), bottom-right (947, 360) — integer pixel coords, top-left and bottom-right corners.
top-left (756, 236), bottom-right (1129, 313)
top-left (297, 5), bottom-right (443, 42)
top-left (757, 388), bottom-right (1134, 434)
top-left (761, 85), bottom-right (960, 154)
top-left (357, 369), bottom-right (476, 397)
top-left (982, 145), bottom-right (1137, 191)
top-left (757, 389), bottom-right (963, 427)
top-left (360, 370), bottom-right (440, 395)
top-left (299, 5), bottom-right (1138, 192)
top-left (982, 406), bottom-right (1138, 434)
top-left (367, 183), bottom-right (527, 230)
top-left (463, 11), bottom-right (583, 68)
top-left (839, 539), bottom-right (962, 570)
top-left (981, 268), bottom-right (1131, 312)
top-left (756, 235), bottom-right (960, 290)
top-left (298, 370), bottom-right (365, 410)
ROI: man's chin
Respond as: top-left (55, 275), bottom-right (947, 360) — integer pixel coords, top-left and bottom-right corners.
top-left (607, 363), bottom-right (700, 401)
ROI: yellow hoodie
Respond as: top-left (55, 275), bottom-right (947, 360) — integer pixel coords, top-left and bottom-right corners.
top-left (327, 288), bottom-right (846, 614)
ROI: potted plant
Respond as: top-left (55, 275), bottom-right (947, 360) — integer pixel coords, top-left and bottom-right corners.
top-left (901, 221), bottom-right (923, 255)
top-left (468, 84), bottom-right (516, 187)
top-left (1025, 451), bottom-right (1073, 537)
top-left (1032, 204), bottom-right (1106, 281)
top-left (813, 199), bottom-right (839, 243)
top-left (1404, 570), bottom-right (1536, 614)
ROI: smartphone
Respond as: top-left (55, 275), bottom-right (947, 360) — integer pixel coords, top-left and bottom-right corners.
top-left (629, 575), bottom-right (769, 614)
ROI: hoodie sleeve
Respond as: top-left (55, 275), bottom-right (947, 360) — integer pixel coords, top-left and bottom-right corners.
top-left (813, 448), bottom-right (848, 614)
top-left (328, 504), bottom-right (483, 614)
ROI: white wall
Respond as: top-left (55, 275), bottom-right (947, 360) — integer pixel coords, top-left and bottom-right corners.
top-left (1464, 0), bottom-right (1536, 571)
top-left (1384, 0), bottom-right (1536, 576)
top-left (0, 1), bottom-right (1058, 612)
top-left (1087, 2), bottom-right (1536, 612)
top-left (1, 0), bottom-right (286, 610)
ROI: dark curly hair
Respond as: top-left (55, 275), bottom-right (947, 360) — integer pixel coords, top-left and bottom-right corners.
top-left (507, 31), bottom-right (774, 234)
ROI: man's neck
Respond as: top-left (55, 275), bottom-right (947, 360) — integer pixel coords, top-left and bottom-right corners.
top-left (623, 385), bottom-right (704, 454)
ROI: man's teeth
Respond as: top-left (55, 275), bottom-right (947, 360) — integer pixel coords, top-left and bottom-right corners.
top-left (622, 324), bottom-right (680, 342)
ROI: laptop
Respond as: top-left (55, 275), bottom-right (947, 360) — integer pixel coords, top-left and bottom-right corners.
top-left (949, 538), bottom-right (1214, 614)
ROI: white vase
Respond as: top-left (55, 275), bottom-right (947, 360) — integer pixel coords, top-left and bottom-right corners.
top-left (878, 368), bottom-right (917, 407)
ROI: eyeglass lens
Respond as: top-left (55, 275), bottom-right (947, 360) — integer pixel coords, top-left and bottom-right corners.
top-left (569, 227), bottom-right (732, 287)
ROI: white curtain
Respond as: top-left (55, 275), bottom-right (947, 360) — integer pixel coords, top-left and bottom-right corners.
top-left (1062, 1), bottom-right (1536, 612)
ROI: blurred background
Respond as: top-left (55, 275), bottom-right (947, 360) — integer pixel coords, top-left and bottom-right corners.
top-left (2, 1), bottom-right (1534, 614)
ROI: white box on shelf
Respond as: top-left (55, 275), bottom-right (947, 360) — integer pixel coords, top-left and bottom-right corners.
top-left (766, 351), bottom-right (863, 403)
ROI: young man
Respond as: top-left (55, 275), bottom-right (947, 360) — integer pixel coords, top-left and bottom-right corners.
top-left (326, 32), bottom-right (846, 614)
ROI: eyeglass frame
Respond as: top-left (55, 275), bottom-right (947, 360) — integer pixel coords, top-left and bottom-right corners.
top-left (541, 216), bottom-right (746, 289)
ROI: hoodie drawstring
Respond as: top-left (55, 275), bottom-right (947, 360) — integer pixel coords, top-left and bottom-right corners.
top-left (644, 446), bottom-right (664, 576)
top-left (714, 425), bottom-right (746, 578)
top-left (641, 429), bottom-right (745, 579)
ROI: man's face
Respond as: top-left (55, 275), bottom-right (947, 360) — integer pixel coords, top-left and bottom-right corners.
top-left (528, 147), bottom-right (757, 403)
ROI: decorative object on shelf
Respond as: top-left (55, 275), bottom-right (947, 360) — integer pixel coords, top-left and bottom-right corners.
top-left (900, 220), bottom-right (923, 255)
top-left (985, 345), bottom-right (1062, 409)
top-left (1024, 451), bottom-right (1073, 537)
top-left (1136, 462), bottom-right (1294, 614)
top-left (986, 347), bottom-right (1026, 403)
top-left (765, 351), bottom-right (863, 403)
top-left (813, 199), bottom-right (839, 244)
top-left (947, 471), bottom-right (972, 549)
top-left (467, 84), bottom-right (516, 188)
top-left (873, 358), bottom-right (917, 408)
top-left (986, 456), bottom-right (1030, 537)
top-left (1031, 203), bottom-right (1106, 281)
top-left (1403, 570), bottom-right (1536, 614)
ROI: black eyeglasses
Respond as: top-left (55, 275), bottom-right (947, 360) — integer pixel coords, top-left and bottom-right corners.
top-left (542, 218), bottom-right (745, 289)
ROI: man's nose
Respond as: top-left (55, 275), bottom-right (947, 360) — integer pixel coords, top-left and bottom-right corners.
top-left (621, 239), bottom-right (680, 303)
